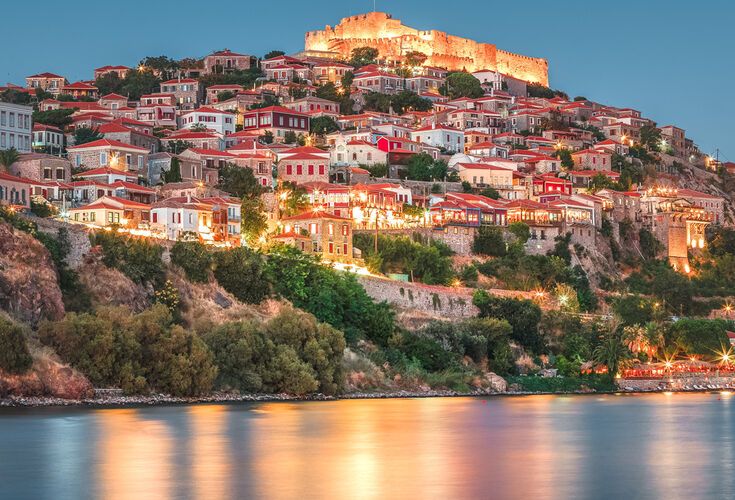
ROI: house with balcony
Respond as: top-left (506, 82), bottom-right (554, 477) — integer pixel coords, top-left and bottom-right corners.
top-left (60, 81), bottom-right (99, 99)
top-left (150, 195), bottom-right (241, 245)
top-left (25, 72), bottom-right (67, 95)
top-left (411, 124), bottom-right (464, 153)
top-left (203, 49), bottom-right (253, 74)
top-left (179, 107), bottom-right (235, 136)
top-left (240, 106), bottom-right (310, 142)
top-left (67, 195), bottom-right (150, 229)
top-left (137, 94), bottom-right (177, 128)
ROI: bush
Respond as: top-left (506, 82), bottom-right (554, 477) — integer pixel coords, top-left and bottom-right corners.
top-left (668, 319), bottom-right (731, 357)
top-left (170, 241), bottom-right (213, 283)
top-left (38, 305), bottom-right (217, 396)
top-left (90, 231), bottom-right (164, 286)
top-left (473, 226), bottom-right (506, 256)
top-left (265, 245), bottom-right (395, 345)
top-left (213, 247), bottom-right (269, 304)
top-left (0, 317), bottom-right (33, 374)
top-left (202, 308), bottom-right (346, 395)
top-left (473, 290), bottom-right (544, 353)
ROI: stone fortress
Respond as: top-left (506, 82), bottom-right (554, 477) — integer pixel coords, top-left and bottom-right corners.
top-left (304, 12), bottom-right (549, 85)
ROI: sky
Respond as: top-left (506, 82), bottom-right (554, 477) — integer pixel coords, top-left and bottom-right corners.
top-left (1, 0), bottom-right (732, 160)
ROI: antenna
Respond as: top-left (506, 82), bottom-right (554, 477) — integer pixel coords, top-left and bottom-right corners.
top-left (373, 0), bottom-right (376, 12)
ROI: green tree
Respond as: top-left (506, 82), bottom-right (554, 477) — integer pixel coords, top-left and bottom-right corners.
top-left (0, 148), bottom-right (20, 172)
top-left (390, 91), bottom-right (433, 114)
top-left (508, 222), bottom-right (531, 244)
top-left (363, 92), bottom-right (392, 113)
top-left (213, 247), bottom-right (269, 303)
top-left (264, 50), bottom-right (285, 60)
top-left (283, 130), bottom-right (298, 144)
top-left (163, 157), bottom-right (183, 183)
top-left (241, 196), bottom-right (268, 244)
top-left (218, 163), bottom-right (262, 199)
top-left (554, 148), bottom-right (574, 169)
top-left (668, 319), bottom-right (730, 357)
top-left (363, 163), bottom-right (387, 178)
top-left (310, 116), bottom-right (339, 135)
top-left (593, 329), bottom-right (630, 381)
top-left (73, 126), bottom-right (103, 146)
top-left (350, 47), bottom-right (379, 67)
top-left (640, 124), bottom-right (662, 151)
top-left (261, 131), bottom-right (274, 144)
top-left (139, 55), bottom-right (179, 79)
top-left (32, 109), bottom-right (74, 129)
top-left (170, 241), bottom-right (213, 283)
top-left (216, 90), bottom-right (236, 102)
top-left (94, 73), bottom-right (125, 96)
top-left (0, 89), bottom-right (32, 105)
top-left (473, 290), bottom-right (544, 353)
top-left (444, 72), bottom-right (484, 99)
top-left (120, 67), bottom-right (161, 100)
top-left (0, 317), bottom-right (33, 374)
top-left (473, 226), bottom-right (506, 256)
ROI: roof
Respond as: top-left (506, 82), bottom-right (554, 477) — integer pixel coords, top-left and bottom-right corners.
top-left (100, 93), bottom-right (127, 100)
top-left (27, 72), bottom-right (65, 79)
top-left (69, 195), bottom-right (150, 211)
top-left (109, 181), bottom-right (156, 193)
top-left (185, 148), bottom-right (235, 157)
top-left (282, 210), bottom-right (350, 221)
top-left (62, 81), bottom-right (98, 90)
top-left (413, 124), bottom-right (463, 133)
top-left (241, 105), bottom-right (308, 117)
top-left (75, 167), bottom-right (136, 178)
top-left (456, 162), bottom-right (514, 171)
top-left (97, 122), bottom-right (134, 134)
top-left (282, 146), bottom-right (329, 155)
top-left (280, 153), bottom-right (329, 161)
top-left (677, 188), bottom-right (723, 200)
top-left (32, 123), bottom-right (63, 133)
top-left (161, 78), bottom-right (198, 84)
top-left (570, 170), bottom-right (620, 178)
top-left (67, 139), bottom-right (149, 152)
top-left (181, 106), bottom-right (233, 115)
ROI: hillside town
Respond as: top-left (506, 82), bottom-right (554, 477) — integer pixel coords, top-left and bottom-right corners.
top-left (2, 11), bottom-right (735, 401)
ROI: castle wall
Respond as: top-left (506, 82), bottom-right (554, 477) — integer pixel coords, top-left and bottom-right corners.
top-left (305, 12), bottom-right (548, 85)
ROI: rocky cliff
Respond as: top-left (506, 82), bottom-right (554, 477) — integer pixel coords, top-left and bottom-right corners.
top-left (0, 222), bottom-right (64, 326)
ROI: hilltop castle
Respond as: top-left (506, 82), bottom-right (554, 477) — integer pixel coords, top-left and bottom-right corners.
top-left (303, 12), bottom-right (549, 85)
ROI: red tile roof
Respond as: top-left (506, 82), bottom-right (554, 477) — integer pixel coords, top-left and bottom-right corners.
top-left (67, 139), bottom-right (148, 151)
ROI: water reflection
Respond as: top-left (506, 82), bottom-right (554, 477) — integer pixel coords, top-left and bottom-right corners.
top-left (0, 394), bottom-right (733, 499)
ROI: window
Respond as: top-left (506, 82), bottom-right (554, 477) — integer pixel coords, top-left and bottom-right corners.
top-left (328, 242), bottom-right (334, 254)
top-left (308, 165), bottom-right (314, 175)
top-left (318, 165), bottom-right (325, 175)
top-left (286, 164), bottom-right (293, 175)
top-left (296, 165), bottom-right (303, 175)
top-left (100, 152), bottom-right (107, 165)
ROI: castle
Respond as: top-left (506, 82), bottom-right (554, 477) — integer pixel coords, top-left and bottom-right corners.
top-left (303, 12), bottom-right (549, 85)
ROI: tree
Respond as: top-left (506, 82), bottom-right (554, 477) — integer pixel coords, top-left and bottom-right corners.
top-left (508, 222), bottom-right (531, 244)
top-left (363, 92), bottom-right (392, 113)
top-left (444, 72), bottom-right (484, 99)
top-left (94, 73), bottom-right (124, 96)
top-left (165, 140), bottom-right (194, 154)
top-left (310, 116), bottom-right (339, 135)
top-left (0, 89), bottom-right (32, 105)
top-left (0, 317), bottom-right (33, 374)
top-left (593, 329), bottom-right (630, 381)
top-left (389, 91), bottom-right (433, 115)
top-left (73, 126), bottom-right (103, 146)
top-left (554, 148), bottom-right (574, 169)
top-left (406, 153), bottom-right (447, 181)
top-left (473, 226), bottom-right (506, 256)
top-left (404, 51), bottom-right (428, 68)
top-left (363, 163), bottom-right (387, 178)
top-left (261, 131), bottom-right (274, 144)
top-left (163, 157), bottom-right (183, 183)
top-left (241, 197), bottom-right (268, 244)
top-left (213, 247), bottom-right (270, 303)
top-left (170, 241), bottom-right (213, 283)
top-left (283, 130), bottom-right (298, 144)
top-left (350, 47), bottom-right (379, 67)
top-left (217, 163), bottom-right (262, 199)
top-left (216, 90), bottom-right (235, 102)
top-left (479, 187), bottom-right (500, 199)
top-left (640, 124), bottom-right (662, 151)
top-left (669, 319), bottom-right (730, 357)
top-left (0, 148), bottom-right (20, 172)
top-left (120, 67), bottom-right (161, 100)
top-left (139, 55), bottom-right (179, 79)
top-left (32, 109), bottom-right (74, 129)
top-left (473, 290), bottom-right (544, 353)
top-left (264, 50), bottom-right (285, 60)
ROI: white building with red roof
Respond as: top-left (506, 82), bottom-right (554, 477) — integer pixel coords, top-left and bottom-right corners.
top-left (67, 195), bottom-right (150, 229)
top-left (60, 81), bottom-right (99, 99)
top-left (179, 107), bottom-right (235, 135)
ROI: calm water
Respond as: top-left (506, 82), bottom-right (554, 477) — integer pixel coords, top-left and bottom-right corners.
top-left (1, 393), bottom-right (734, 499)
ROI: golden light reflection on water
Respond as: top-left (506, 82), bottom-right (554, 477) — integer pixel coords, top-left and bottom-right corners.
top-left (66, 394), bottom-right (735, 499)
top-left (97, 409), bottom-right (173, 500)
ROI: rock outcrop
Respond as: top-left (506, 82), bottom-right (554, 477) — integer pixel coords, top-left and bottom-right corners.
top-left (0, 351), bottom-right (93, 400)
top-left (0, 222), bottom-right (64, 325)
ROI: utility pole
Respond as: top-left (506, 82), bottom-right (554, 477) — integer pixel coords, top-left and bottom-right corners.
top-left (374, 208), bottom-right (379, 253)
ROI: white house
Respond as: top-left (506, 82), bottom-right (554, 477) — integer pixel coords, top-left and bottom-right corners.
top-left (0, 102), bottom-right (33, 153)
top-left (179, 107), bottom-right (236, 136)
top-left (411, 124), bottom-right (464, 153)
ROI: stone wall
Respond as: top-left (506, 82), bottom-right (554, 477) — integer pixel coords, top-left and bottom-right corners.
top-left (358, 275), bottom-right (537, 319)
top-left (32, 216), bottom-right (91, 269)
top-left (619, 375), bottom-right (735, 391)
top-left (305, 12), bottom-right (548, 85)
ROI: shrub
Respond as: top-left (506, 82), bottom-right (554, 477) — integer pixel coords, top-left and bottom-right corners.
top-left (473, 290), bottom-right (544, 353)
top-left (213, 247), bottom-right (269, 304)
top-left (202, 308), bottom-right (346, 395)
top-left (90, 231), bottom-right (164, 285)
top-left (38, 305), bottom-right (217, 396)
top-left (473, 226), bottom-right (506, 256)
top-left (170, 241), bottom-right (213, 283)
top-left (0, 317), bottom-right (33, 374)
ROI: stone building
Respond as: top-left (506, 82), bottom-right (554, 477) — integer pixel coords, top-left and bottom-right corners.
top-left (10, 153), bottom-right (71, 183)
top-left (303, 12), bottom-right (548, 84)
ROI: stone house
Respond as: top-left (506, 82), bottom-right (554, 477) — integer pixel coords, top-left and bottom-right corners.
top-left (97, 122), bottom-right (158, 153)
top-left (203, 49), bottom-right (253, 74)
top-left (277, 153), bottom-right (329, 185)
top-left (159, 78), bottom-right (201, 110)
top-left (25, 72), bottom-right (67, 95)
top-left (67, 138), bottom-right (149, 174)
top-left (278, 210), bottom-right (353, 264)
top-left (10, 153), bottom-right (71, 183)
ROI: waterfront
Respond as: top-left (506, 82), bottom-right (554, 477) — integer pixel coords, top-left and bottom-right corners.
top-left (1, 393), bottom-right (734, 499)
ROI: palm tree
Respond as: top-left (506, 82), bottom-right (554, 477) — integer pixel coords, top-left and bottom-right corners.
top-left (0, 147), bottom-right (20, 173)
top-left (594, 327), bottom-right (631, 381)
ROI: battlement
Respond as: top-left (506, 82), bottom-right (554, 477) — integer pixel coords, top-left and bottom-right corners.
top-left (304, 12), bottom-right (549, 85)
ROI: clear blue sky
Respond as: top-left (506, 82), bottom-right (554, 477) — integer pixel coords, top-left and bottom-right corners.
top-left (1, 0), bottom-right (731, 160)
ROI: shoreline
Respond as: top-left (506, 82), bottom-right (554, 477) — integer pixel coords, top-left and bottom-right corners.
top-left (1, 385), bottom-right (733, 409)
